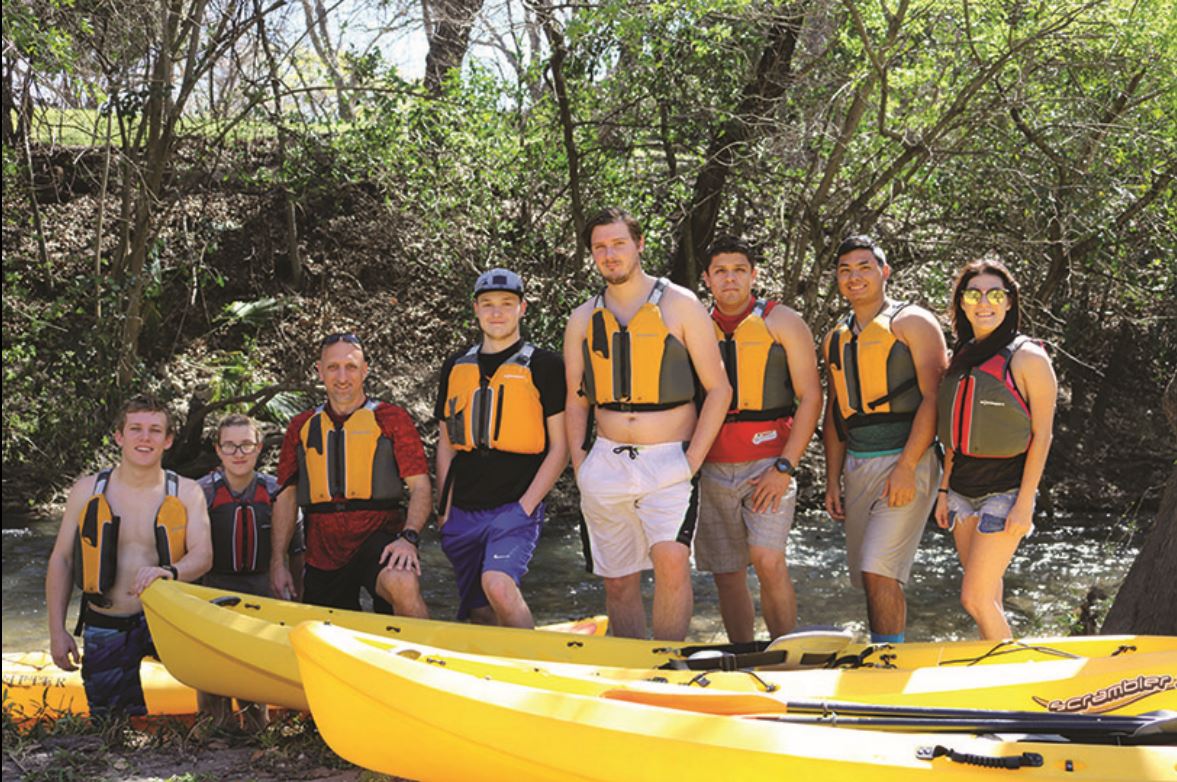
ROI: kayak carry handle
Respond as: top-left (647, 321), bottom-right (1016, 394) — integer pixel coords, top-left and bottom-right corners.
top-left (918, 745), bottom-right (1044, 770)
top-left (209, 596), bottom-right (241, 607)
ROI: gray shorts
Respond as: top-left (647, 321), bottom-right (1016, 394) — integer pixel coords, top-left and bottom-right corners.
top-left (947, 489), bottom-right (1034, 536)
top-left (843, 447), bottom-right (940, 588)
top-left (695, 458), bottom-right (796, 573)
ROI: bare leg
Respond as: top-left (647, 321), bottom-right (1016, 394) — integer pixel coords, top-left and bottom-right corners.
top-left (750, 545), bottom-right (796, 639)
top-left (862, 571), bottom-right (906, 636)
top-left (713, 570), bottom-right (755, 643)
top-left (482, 571), bottom-right (534, 629)
top-left (650, 541), bottom-right (693, 642)
top-left (376, 569), bottom-right (429, 618)
top-left (603, 572), bottom-right (647, 639)
top-left (468, 605), bottom-right (498, 625)
top-left (958, 522), bottom-right (1024, 640)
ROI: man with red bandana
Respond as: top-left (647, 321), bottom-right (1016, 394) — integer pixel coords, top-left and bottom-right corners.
top-left (269, 333), bottom-right (431, 616)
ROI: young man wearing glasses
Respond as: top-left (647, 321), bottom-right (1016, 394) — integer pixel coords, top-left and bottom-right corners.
top-left (269, 334), bottom-right (432, 618)
top-left (822, 235), bottom-right (947, 643)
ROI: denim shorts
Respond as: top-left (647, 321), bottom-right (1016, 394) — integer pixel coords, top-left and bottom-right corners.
top-left (946, 489), bottom-right (1031, 535)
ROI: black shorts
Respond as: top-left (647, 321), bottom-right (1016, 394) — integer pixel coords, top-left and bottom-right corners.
top-left (302, 529), bottom-right (397, 614)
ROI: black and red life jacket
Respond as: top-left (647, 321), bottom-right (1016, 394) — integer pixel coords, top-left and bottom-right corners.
top-left (937, 336), bottom-right (1034, 458)
top-left (207, 473), bottom-right (274, 575)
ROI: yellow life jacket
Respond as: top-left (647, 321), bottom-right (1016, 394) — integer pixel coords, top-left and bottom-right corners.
top-left (714, 299), bottom-right (794, 422)
top-left (73, 468), bottom-right (187, 608)
top-left (582, 277), bottom-right (696, 411)
top-left (296, 399), bottom-right (403, 513)
top-left (826, 301), bottom-right (921, 444)
top-left (444, 343), bottom-right (546, 454)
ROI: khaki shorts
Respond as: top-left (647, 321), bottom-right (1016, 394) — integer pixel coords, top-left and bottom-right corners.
top-left (577, 437), bottom-right (698, 578)
top-left (695, 458), bottom-right (796, 573)
top-left (843, 447), bottom-right (939, 588)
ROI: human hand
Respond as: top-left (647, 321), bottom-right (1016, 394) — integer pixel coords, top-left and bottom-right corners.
top-left (747, 467), bottom-right (792, 513)
top-left (270, 562), bottom-right (296, 601)
top-left (934, 493), bottom-right (950, 529)
top-left (131, 565), bottom-right (168, 596)
top-left (883, 461), bottom-right (917, 507)
top-left (1005, 500), bottom-right (1034, 538)
top-left (825, 483), bottom-right (845, 521)
top-left (381, 538), bottom-right (421, 575)
top-left (50, 630), bottom-right (80, 671)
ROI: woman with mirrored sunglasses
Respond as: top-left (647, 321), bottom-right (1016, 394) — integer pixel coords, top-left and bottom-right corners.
top-left (933, 257), bottom-right (1057, 639)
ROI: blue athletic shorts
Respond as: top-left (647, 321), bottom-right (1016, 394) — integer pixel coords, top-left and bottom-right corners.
top-left (81, 611), bottom-right (155, 718)
top-left (440, 502), bottom-right (543, 620)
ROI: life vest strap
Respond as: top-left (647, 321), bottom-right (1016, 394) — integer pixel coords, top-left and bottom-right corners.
top-left (844, 411), bottom-right (915, 429)
top-left (304, 498), bottom-right (401, 514)
top-left (865, 375), bottom-right (919, 410)
top-left (600, 400), bottom-right (691, 413)
top-left (725, 406), bottom-right (794, 423)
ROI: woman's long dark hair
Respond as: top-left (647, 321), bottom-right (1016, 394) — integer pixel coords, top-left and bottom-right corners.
top-left (947, 257), bottom-right (1022, 375)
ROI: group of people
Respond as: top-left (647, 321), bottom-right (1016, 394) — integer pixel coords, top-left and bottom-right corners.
top-left (44, 207), bottom-right (1057, 721)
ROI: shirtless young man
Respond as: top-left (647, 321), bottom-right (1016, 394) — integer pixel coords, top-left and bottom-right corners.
top-left (46, 395), bottom-right (212, 716)
top-left (564, 208), bottom-right (731, 641)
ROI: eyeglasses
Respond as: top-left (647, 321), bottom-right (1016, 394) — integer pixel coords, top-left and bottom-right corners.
top-left (320, 332), bottom-right (363, 350)
top-left (961, 288), bottom-right (1010, 307)
top-left (218, 441), bottom-right (259, 455)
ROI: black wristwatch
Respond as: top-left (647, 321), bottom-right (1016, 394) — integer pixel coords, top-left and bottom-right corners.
top-left (396, 529), bottom-right (420, 548)
top-left (164, 565), bottom-right (179, 580)
top-left (773, 457), bottom-right (796, 476)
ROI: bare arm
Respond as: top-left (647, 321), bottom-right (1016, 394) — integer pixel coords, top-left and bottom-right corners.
top-left (269, 486), bottom-right (298, 599)
top-left (821, 332), bottom-right (847, 521)
top-left (435, 424), bottom-right (456, 525)
top-left (773, 308), bottom-right (822, 466)
top-left (887, 308), bottom-right (948, 506)
top-left (563, 306), bottom-right (592, 472)
top-left (934, 447), bottom-right (955, 528)
top-left (1007, 345), bottom-right (1057, 534)
top-left (46, 479), bottom-right (90, 670)
top-left (520, 412), bottom-right (569, 515)
top-left (676, 294), bottom-right (732, 473)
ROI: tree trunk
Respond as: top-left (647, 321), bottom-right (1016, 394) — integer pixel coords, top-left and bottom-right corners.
top-left (668, 4), bottom-right (807, 286)
top-left (424, 0), bottom-right (485, 95)
top-left (1101, 372), bottom-right (1177, 634)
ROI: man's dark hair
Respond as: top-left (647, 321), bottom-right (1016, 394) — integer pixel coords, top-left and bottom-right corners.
top-left (581, 208), bottom-right (643, 250)
top-left (215, 413), bottom-right (260, 442)
top-left (835, 234), bottom-right (887, 267)
top-left (115, 394), bottom-right (175, 436)
top-left (704, 235), bottom-right (757, 269)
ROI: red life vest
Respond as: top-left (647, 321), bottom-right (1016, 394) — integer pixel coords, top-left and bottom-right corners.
top-left (937, 336), bottom-right (1033, 458)
top-left (207, 473), bottom-right (273, 575)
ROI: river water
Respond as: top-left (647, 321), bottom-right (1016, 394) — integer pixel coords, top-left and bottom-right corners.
top-left (2, 508), bottom-right (1138, 652)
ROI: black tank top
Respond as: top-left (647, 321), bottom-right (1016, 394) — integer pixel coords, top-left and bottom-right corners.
top-left (950, 452), bottom-right (1026, 497)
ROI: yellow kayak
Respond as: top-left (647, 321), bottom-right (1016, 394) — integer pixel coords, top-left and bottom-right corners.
top-left (142, 580), bottom-right (1177, 710)
top-left (300, 623), bottom-right (1177, 716)
top-left (290, 622), bottom-right (1177, 782)
top-left (2, 651), bottom-right (197, 722)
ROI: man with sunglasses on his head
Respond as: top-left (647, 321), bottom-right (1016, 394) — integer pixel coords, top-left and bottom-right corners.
top-left (270, 333), bottom-right (431, 617)
top-left (822, 235), bottom-right (947, 644)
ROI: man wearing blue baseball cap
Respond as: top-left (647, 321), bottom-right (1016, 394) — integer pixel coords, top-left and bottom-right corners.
top-left (434, 269), bottom-right (568, 627)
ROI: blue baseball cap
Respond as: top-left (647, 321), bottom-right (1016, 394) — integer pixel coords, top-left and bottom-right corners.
top-left (473, 268), bottom-right (525, 298)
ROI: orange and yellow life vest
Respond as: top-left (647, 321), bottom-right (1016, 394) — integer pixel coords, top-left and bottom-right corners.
top-left (826, 301), bottom-right (921, 446)
top-left (582, 277), bottom-right (695, 411)
top-left (74, 468), bottom-right (187, 608)
top-left (714, 299), bottom-right (794, 422)
top-left (444, 343), bottom-right (546, 454)
top-left (296, 400), bottom-right (403, 513)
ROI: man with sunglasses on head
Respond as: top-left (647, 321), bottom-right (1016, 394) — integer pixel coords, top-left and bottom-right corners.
top-left (435, 269), bottom-right (568, 628)
top-left (270, 333), bottom-right (431, 618)
top-left (822, 235), bottom-right (947, 644)
top-left (196, 412), bottom-right (306, 729)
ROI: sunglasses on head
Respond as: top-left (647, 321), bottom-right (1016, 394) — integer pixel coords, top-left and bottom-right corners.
top-left (961, 288), bottom-right (1010, 306)
top-left (320, 332), bottom-right (363, 349)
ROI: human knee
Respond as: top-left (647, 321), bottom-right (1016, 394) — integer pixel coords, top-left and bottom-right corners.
top-left (379, 568), bottom-right (420, 599)
top-left (481, 571), bottom-right (520, 605)
top-left (749, 549), bottom-right (787, 578)
top-left (603, 574), bottom-right (640, 600)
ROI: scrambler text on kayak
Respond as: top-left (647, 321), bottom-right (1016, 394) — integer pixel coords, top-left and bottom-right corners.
top-left (1033, 674), bottom-right (1176, 713)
